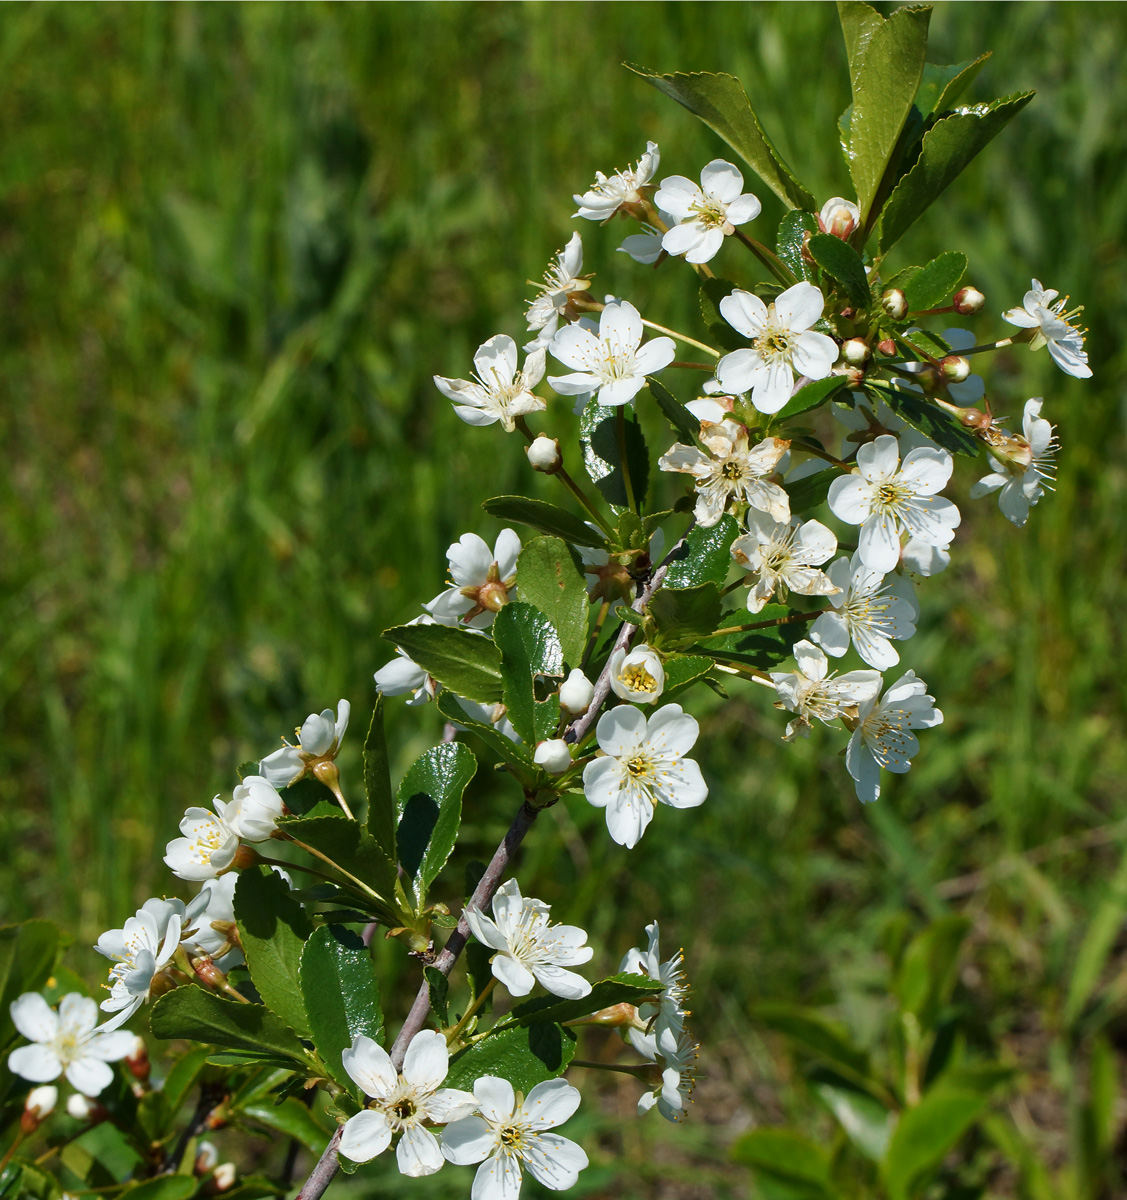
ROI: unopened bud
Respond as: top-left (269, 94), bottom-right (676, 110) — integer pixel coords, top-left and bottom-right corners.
top-left (149, 969), bottom-right (180, 1000)
top-left (22, 1085), bottom-right (57, 1131)
top-left (66, 1093), bottom-right (104, 1122)
top-left (533, 739), bottom-right (572, 775)
top-left (195, 1142), bottom-right (220, 1175)
top-left (953, 285), bottom-right (985, 315)
top-left (842, 338), bottom-right (871, 367)
top-left (881, 289), bottom-right (908, 320)
top-left (126, 1034), bottom-right (150, 1081)
top-left (940, 355), bottom-right (971, 383)
top-left (526, 435), bottom-right (562, 474)
top-left (913, 365), bottom-right (941, 393)
top-left (208, 1163), bottom-right (237, 1194)
top-left (569, 1002), bottom-right (642, 1028)
top-left (232, 844), bottom-right (260, 871)
top-left (818, 196), bottom-right (860, 241)
top-left (559, 668), bottom-right (595, 715)
top-left (877, 337), bottom-right (897, 356)
top-left (192, 956), bottom-right (228, 990)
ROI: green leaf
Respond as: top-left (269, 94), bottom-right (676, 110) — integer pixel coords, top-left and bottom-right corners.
top-left (383, 622), bottom-right (503, 705)
top-left (505, 973), bottom-right (656, 1027)
top-left (648, 582), bottom-right (723, 641)
top-left (841, 3), bottom-right (931, 223)
top-left (234, 868), bottom-right (313, 1037)
top-left (648, 377), bottom-right (700, 444)
top-left (436, 692), bottom-right (534, 773)
top-left (630, 68), bottom-right (814, 210)
top-left (150, 987), bottom-right (308, 1064)
top-left (753, 1001), bottom-right (871, 1082)
top-left (514, 536), bottom-right (590, 669)
top-left (364, 697), bottom-right (396, 866)
top-left (915, 56), bottom-right (990, 120)
top-left (730, 1128), bottom-right (836, 1196)
top-left (893, 915), bottom-right (970, 1027)
top-left (877, 387), bottom-right (980, 457)
top-left (899, 327), bottom-right (952, 360)
top-left (444, 1024), bottom-right (576, 1094)
top-left (276, 812), bottom-right (398, 909)
top-left (0, 921), bottom-right (59, 1050)
top-left (776, 212), bottom-right (818, 284)
top-left (492, 602), bottom-right (565, 746)
top-left (901, 251), bottom-right (967, 312)
top-left (579, 398), bottom-right (649, 512)
top-left (396, 741), bottom-right (476, 905)
top-left (1065, 839), bottom-right (1127, 1027)
top-left (662, 516), bottom-right (737, 589)
top-left (121, 1179), bottom-right (199, 1200)
top-left (883, 1065), bottom-right (1012, 1200)
top-left (810, 1072), bottom-right (893, 1161)
top-left (300, 925), bottom-right (383, 1094)
top-left (698, 278), bottom-right (746, 352)
top-left (425, 966), bottom-right (449, 1026)
top-left (879, 91), bottom-right (1035, 252)
top-left (243, 1098), bottom-right (331, 1155)
top-left (695, 604), bottom-right (801, 669)
top-left (837, 2), bottom-right (885, 91)
top-left (806, 233), bottom-right (871, 310)
top-left (785, 466), bottom-right (840, 512)
top-left (482, 495), bottom-right (605, 549)
top-left (773, 376), bottom-right (848, 424)
top-left (662, 654), bottom-right (715, 697)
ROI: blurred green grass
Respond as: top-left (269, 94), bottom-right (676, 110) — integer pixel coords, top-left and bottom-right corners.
top-left (2, 1), bottom-right (1126, 1193)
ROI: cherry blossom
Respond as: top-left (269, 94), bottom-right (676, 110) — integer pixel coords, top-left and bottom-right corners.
top-left (573, 141), bottom-right (660, 221)
top-left (259, 700), bottom-right (350, 788)
top-left (435, 336), bottom-right (547, 432)
top-left (655, 160), bottom-right (761, 264)
top-left (95, 898), bottom-right (187, 1030)
top-left (769, 640), bottom-right (881, 742)
top-left (163, 801), bottom-right (239, 882)
top-left (810, 553), bottom-right (918, 669)
top-left (608, 645), bottom-right (665, 705)
top-left (425, 530), bottom-right (521, 630)
top-left (620, 921), bottom-right (690, 1037)
top-left (9, 993), bottom-right (134, 1096)
top-left (525, 234), bottom-right (591, 350)
top-left (1003, 279), bottom-right (1091, 378)
top-left (969, 398), bottom-right (1057, 526)
top-left (846, 670), bottom-right (943, 803)
top-left (730, 511), bottom-right (839, 613)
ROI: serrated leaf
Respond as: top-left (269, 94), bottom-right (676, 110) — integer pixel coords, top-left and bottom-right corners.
top-left (662, 655), bottom-right (715, 697)
top-left (785, 466), bottom-right (841, 512)
top-left (879, 91), bottom-right (1034, 252)
top-left (900, 328), bottom-right (952, 359)
top-left (425, 967), bottom-right (449, 1026)
top-left (382, 623), bottom-right (503, 704)
top-left (506, 973), bottom-right (655, 1026)
top-left (776, 211), bottom-right (818, 283)
top-left (915, 56), bottom-right (989, 120)
top-left (842, 3), bottom-right (931, 223)
top-left (364, 697), bottom-right (395, 866)
top-left (698, 278), bottom-right (746, 352)
top-left (902, 251), bottom-right (967, 312)
top-left (396, 741), bottom-right (476, 905)
top-left (151, 987), bottom-right (308, 1065)
top-left (492, 603), bottom-right (565, 746)
top-left (436, 693), bottom-right (534, 773)
top-left (877, 387), bottom-right (980, 457)
top-left (243, 1098), bottom-right (330, 1154)
top-left (773, 376), bottom-right (848, 425)
top-left (482, 496), bottom-right (605, 549)
top-left (512, 537), bottom-right (589, 669)
top-left (648, 377), bottom-right (700, 443)
top-left (648, 582), bottom-right (723, 641)
top-left (300, 925), bottom-right (383, 1095)
top-left (234, 867), bottom-right (313, 1037)
top-left (807, 233), bottom-right (871, 310)
top-left (579, 398), bottom-right (649, 512)
top-left (662, 516), bottom-right (737, 589)
top-left (444, 1024), bottom-right (576, 1094)
top-left (276, 812), bottom-right (398, 910)
top-left (630, 68), bottom-right (813, 210)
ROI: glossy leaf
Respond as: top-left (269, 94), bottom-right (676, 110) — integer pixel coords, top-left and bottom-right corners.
top-left (662, 515), bottom-right (737, 589)
top-left (513, 536), bottom-right (590, 669)
top-left (807, 233), bottom-right (870, 310)
top-left (773, 376), bottom-right (848, 425)
top-left (396, 741), bottom-right (476, 905)
top-left (301, 925), bottom-right (383, 1094)
top-left (915, 56), bottom-right (989, 120)
top-left (648, 377), bottom-right (700, 444)
top-left (695, 604), bottom-right (802, 669)
top-left (698, 278), bottom-right (746, 352)
top-left (879, 91), bottom-right (1035, 252)
top-left (234, 867), bottom-right (313, 1037)
top-left (902, 251), bottom-right (968, 312)
top-left (382, 622), bottom-right (503, 704)
top-left (276, 812), bottom-right (398, 909)
top-left (492, 602), bottom-right (565, 746)
top-left (482, 495), bottom-right (605, 549)
top-left (648, 582), bottom-right (723, 641)
top-left (436, 692), bottom-right (534, 773)
top-left (662, 654), bottom-right (715, 697)
top-left (243, 1097), bottom-right (331, 1155)
top-left (444, 1023), bottom-right (576, 1094)
top-left (363, 696), bottom-right (396, 865)
top-left (877, 387), bottom-right (980, 457)
top-left (150, 986), bottom-right (308, 1065)
top-left (579, 397), bottom-right (649, 511)
top-left (425, 966), bottom-right (449, 1026)
top-left (505, 973), bottom-right (655, 1027)
top-left (632, 67), bottom-right (813, 209)
top-left (0, 920), bottom-right (59, 1050)
top-left (776, 211), bottom-right (818, 284)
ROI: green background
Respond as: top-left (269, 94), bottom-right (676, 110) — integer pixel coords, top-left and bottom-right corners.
top-left (2, 2), bottom-right (1125, 1194)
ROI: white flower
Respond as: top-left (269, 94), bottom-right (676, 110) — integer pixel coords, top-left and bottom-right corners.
top-left (339, 1031), bottom-right (476, 1176)
top-left (525, 234), bottom-right (591, 350)
top-left (8, 993), bottom-right (134, 1097)
top-left (259, 700), bottom-right (350, 788)
top-left (617, 215), bottom-right (670, 265)
top-left (24, 1085), bottom-right (57, 1120)
top-left (818, 197), bottom-right (860, 240)
top-left (969, 398), bottom-right (1057, 526)
top-left (619, 921), bottom-right (689, 1038)
top-left (534, 740), bottom-right (572, 775)
top-left (631, 1024), bottom-right (698, 1122)
top-left (1003, 279), bottom-right (1091, 379)
top-left (163, 801), bottom-right (239, 882)
top-left (659, 421), bottom-right (790, 528)
top-left (95, 899), bottom-right (186, 1031)
top-left (224, 775), bottom-right (285, 842)
top-left (846, 670), bottom-right (943, 804)
top-left (582, 705), bottom-right (707, 849)
top-left (441, 1076), bottom-right (588, 1198)
top-left (731, 512), bottom-right (839, 614)
top-left (901, 537), bottom-right (949, 577)
top-left (715, 283), bottom-right (838, 414)
top-left (466, 879), bottom-right (593, 1000)
top-left (425, 530), bottom-right (521, 631)
top-left (435, 336), bottom-right (547, 432)
top-left (559, 669), bottom-right (594, 715)
top-left (608, 645), bottom-right (665, 705)
top-left (375, 650), bottom-right (435, 705)
top-left (573, 141), bottom-right (660, 221)
top-left (548, 301), bottom-right (675, 408)
top-left (181, 874), bottom-right (240, 964)
top-left (655, 160), bottom-right (761, 264)
top-left (810, 554), bottom-right (918, 669)
top-left (827, 435), bottom-right (960, 573)
top-left (769, 640), bottom-right (881, 742)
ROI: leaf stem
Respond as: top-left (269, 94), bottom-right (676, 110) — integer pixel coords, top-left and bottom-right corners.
top-left (279, 833), bottom-right (392, 911)
top-left (733, 228), bottom-right (797, 286)
top-left (569, 1059), bottom-right (654, 1079)
top-left (668, 360), bottom-right (715, 371)
top-left (515, 417), bottom-right (615, 538)
top-left (445, 978), bottom-right (497, 1046)
top-left (696, 608), bottom-right (829, 642)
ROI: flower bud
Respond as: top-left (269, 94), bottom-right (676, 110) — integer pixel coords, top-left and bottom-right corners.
top-left (881, 289), bottom-right (908, 320)
top-left (940, 355), bottom-right (971, 383)
top-left (66, 1094), bottom-right (104, 1122)
top-left (818, 196), bottom-right (860, 240)
top-left (22, 1085), bottom-right (57, 1132)
top-left (231, 844), bottom-right (260, 871)
top-left (953, 285), bottom-right (985, 315)
top-left (195, 1142), bottom-right (220, 1175)
top-left (559, 668), bottom-right (595, 715)
top-left (526, 435), bottom-right (562, 474)
top-left (192, 955), bottom-right (229, 990)
top-left (534, 739), bottom-right (572, 775)
top-left (842, 338), bottom-right (871, 367)
top-left (913, 365), bottom-right (941, 393)
top-left (567, 1002), bottom-right (641, 1028)
top-left (208, 1163), bottom-right (237, 1194)
top-left (126, 1035), bottom-right (150, 1081)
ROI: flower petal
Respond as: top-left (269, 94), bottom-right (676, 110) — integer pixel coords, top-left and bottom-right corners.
top-left (594, 705), bottom-right (647, 757)
top-left (441, 1115), bottom-right (495, 1166)
top-left (773, 282), bottom-right (825, 331)
top-left (10, 993), bottom-right (58, 1043)
top-left (342, 1035), bottom-right (397, 1100)
top-left (65, 1055), bottom-right (115, 1098)
top-left (340, 1109), bottom-right (393, 1164)
top-left (8, 1044), bottom-right (62, 1083)
top-left (474, 1075), bottom-right (517, 1124)
top-left (397, 1124), bottom-right (445, 1177)
top-left (523, 1133), bottom-right (589, 1191)
top-left (402, 1030), bottom-right (449, 1095)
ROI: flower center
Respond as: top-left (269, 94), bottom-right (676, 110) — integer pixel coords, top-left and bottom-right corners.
top-left (754, 311), bottom-right (795, 363)
top-left (688, 197), bottom-right (728, 229)
top-left (498, 1122), bottom-right (527, 1152)
top-left (720, 459), bottom-right (745, 482)
top-left (595, 339), bottom-right (637, 383)
top-left (873, 479), bottom-right (912, 514)
top-left (624, 751), bottom-right (656, 783)
top-left (619, 663), bottom-right (659, 694)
